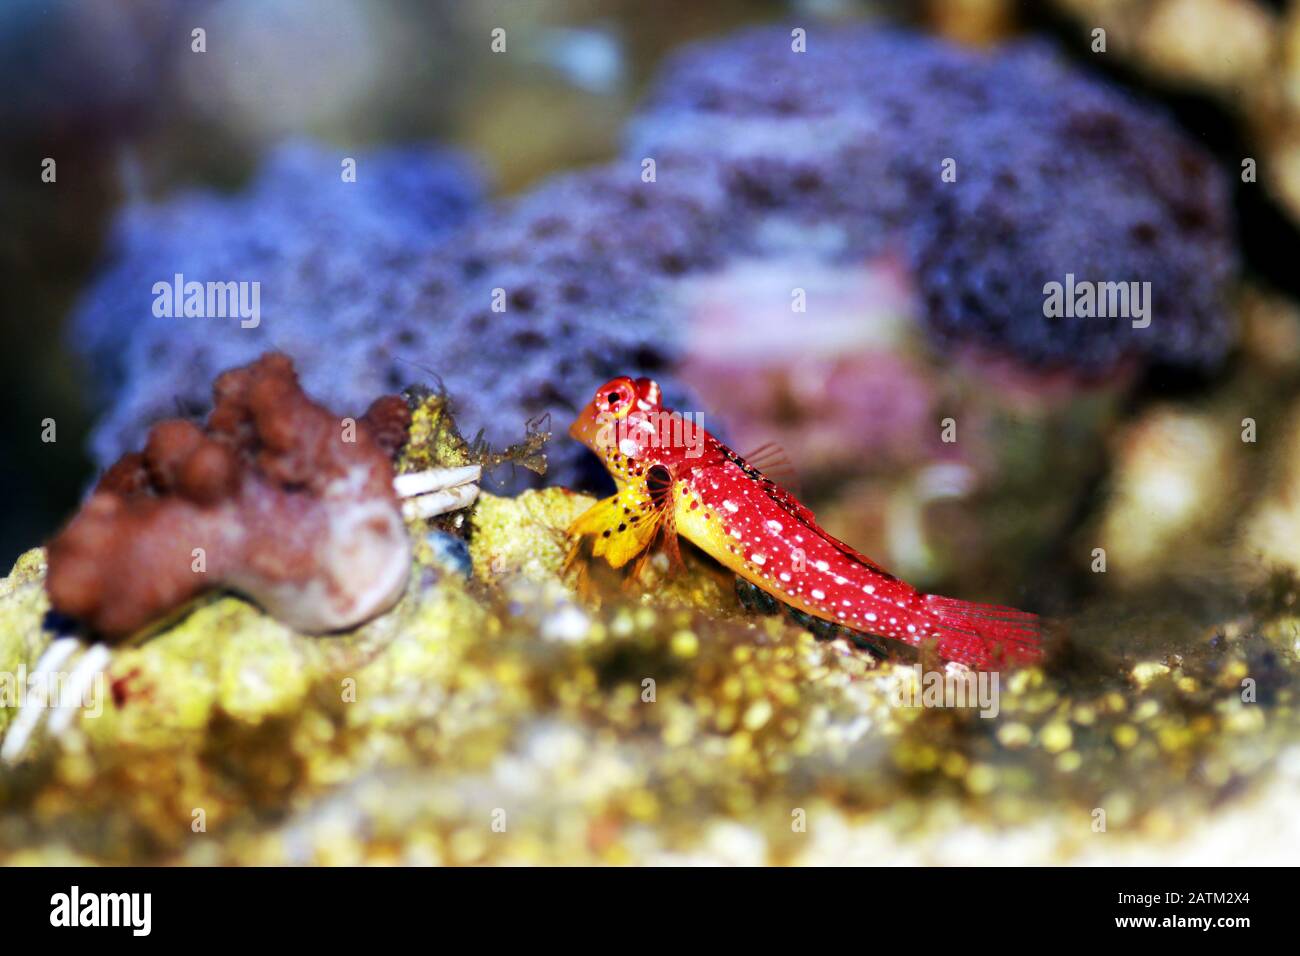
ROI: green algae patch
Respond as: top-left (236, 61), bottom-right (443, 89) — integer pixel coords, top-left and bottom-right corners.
top-left (399, 390), bottom-right (549, 479)
top-left (0, 549), bottom-right (54, 738)
top-left (398, 391), bottom-right (478, 474)
top-left (471, 488), bottom-right (593, 582)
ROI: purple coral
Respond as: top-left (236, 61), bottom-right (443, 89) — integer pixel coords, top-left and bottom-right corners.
top-left (72, 140), bottom-right (482, 464)
top-left (414, 165), bottom-right (733, 483)
top-left (72, 26), bottom-right (1237, 487)
top-left (631, 27), bottom-right (1236, 373)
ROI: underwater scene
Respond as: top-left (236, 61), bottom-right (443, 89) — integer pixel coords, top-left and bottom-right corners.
top-left (1, 0), bottom-right (1299, 872)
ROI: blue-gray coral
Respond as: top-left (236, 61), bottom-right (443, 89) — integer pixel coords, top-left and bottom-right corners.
top-left (418, 164), bottom-right (729, 486)
top-left (73, 26), bottom-right (1237, 484)
top-left (72, 140), bottom-right (483, 466)
top-left (630, 27), bottom-right (1237, 372)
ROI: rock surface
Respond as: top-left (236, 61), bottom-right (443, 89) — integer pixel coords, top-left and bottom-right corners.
top-left (2, 481), bottom-right (1297, 864)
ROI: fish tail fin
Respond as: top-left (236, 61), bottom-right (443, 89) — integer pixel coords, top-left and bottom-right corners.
top-left (923, 594), bottom-right (1042, 669)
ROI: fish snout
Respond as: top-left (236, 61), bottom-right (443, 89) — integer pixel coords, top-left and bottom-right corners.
top-left (569, 400), bottom-right (608, 451)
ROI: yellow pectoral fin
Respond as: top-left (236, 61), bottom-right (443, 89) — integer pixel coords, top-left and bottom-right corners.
top-left (568, 492), bottom-right (663, 569)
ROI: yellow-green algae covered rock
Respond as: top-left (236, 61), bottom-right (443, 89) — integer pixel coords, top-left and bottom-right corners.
top-left (0, 548), bottom-right (53, 740)
top-left (2, 484), bottom-right (1300, 864)
top-left (471, 488), bottom-right (593, 582)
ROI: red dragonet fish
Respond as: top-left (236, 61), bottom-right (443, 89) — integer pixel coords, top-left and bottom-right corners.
top-left (567, 376), bottom-right (1041, 669)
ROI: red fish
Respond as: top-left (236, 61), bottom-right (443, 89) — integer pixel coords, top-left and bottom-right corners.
top-left (568, 376), bottom-right (1041, 669)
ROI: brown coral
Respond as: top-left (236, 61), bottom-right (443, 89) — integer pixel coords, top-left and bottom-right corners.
top-left (46, 353), bottom-right (412, 640)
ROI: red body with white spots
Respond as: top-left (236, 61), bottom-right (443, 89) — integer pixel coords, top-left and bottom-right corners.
top-left (569, 377), bottom-right (1041, 669)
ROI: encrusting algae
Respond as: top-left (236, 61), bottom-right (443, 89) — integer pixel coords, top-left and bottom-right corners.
top-left (1, 393), bottom-right (1299, 865)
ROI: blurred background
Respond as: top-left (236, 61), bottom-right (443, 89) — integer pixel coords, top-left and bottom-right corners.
top-left (2, 0), bottom-right (1298, 572)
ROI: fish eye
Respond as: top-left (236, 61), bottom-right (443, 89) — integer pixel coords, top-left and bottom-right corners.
top-left (598, 379), bottom-right (635, 417)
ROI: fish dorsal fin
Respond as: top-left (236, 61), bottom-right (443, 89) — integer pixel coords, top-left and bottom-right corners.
top-left (718, 442), bottom-right (814, 526)
top-left (769, 488), bottom-right (895, 579)
top-left (764, 480), bottom-right (817, 528)
top-left (741, 442), bottom-right (801, 494)
top-left (725, 442), bottom-right (897, 580)
top-left (821, 533), bottom-right (897, 578)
